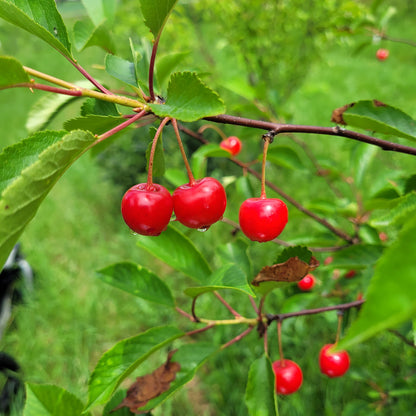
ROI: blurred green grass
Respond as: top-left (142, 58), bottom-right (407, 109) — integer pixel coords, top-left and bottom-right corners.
top-left (0, 3), bottom-right (416, 416)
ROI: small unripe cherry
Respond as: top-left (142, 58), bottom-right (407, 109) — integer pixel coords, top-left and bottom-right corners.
top-left (344, 270), bottom-right (357, 279)
top-left (220, 136), bottom-right (242, 156)
top-left (319, 344), bottom-right (350, 378)
top-left (239, 197), bottom-right (288, 242)
top-left (297, 273), bottom-right (316, 291)
top-left (376, 48), bottom-right (389, 61)
top-left (272, 359), bottom-right (303, 395)
top-left (121, 183), bottom-right (173, 236)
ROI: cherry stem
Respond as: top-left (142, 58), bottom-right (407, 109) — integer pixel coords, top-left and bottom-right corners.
top-left (147, 117), bottom-right (171, 187)
top-left (260, 136), bottom-right (271, 198)
top-left (198, 124), bottom-right (227, 140)
top-left (277, 319), bottom-right (285, 365)
top-left (95, 110), bottom-right (148, 145)
top-left (214, 292), bottom-right (242, 318)
top-left (221, 326), bottom-right (255, 350)
top-left (263, 328), bottom-right (269, 356)
top-left (179, 124), bottom-right (356, 244)
top-left (172, 118), bottom-right (196, 185)
top-left (191, 296), bottom-right (201, 323)
top-left (249, 296), bottom-right (259, 314)
top-left (335, 311), bottom-right (344, 345)
top-left (148, 36), bottom-right (160, 102)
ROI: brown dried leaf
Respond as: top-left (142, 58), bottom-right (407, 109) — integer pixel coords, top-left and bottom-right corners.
top-left (251, 256), bottom-right (319, 286)
top-left (331, 102), bottom-right (355, 125)
top-left (113, 350), bottom-right (180, 414)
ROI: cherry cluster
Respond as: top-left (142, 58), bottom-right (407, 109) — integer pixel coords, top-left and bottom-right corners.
top-left (273, 344), bottom-right (350, 395)
top-left (121, 133), bottom-right (289, 242)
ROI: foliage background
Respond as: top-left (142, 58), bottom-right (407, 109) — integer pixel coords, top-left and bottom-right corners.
top-left (0, 0), bottom-right (415, 415)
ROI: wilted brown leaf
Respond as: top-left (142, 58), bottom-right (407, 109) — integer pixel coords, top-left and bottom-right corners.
top-left (113, 350), bottom-right (180, 414)
top-left (331, 102), bottom-right (355, 125)
top-left (251, 256), bottom-right (319, 286)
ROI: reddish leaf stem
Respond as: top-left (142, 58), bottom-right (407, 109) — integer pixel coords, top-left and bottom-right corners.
top-left (175, 307), bottom-right (196, 322)
top-left (214, 292), bottom-right (242, 318)
top-left (70, 59), bottom-right (114, 95)
top-left (96, 110), bottom-right (148, 144)
top-left (148, 36), bottom-right (160, 102)
top-left (221, 326), bottom-right (255, 350)
top-left (10, 82), bottom-right (83, 96)
top-left (185, 324), bottom-right (216, 337)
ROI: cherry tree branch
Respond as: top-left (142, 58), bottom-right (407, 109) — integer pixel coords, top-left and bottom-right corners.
top-left (266, 299), bottom-right (365, 324)
top-left (205, 114), bottom-right (416, 156)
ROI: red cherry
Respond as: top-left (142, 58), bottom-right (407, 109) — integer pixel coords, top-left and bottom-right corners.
top-left (376, 48), bottom-right (389, 61)
top-left (297, 273), bottom-right (316, 291)
top-left (272, 359), bottom-right (303, 395)
top-left (239, 197), bottom-right (288, 242)
top-left (121, 183), bottom-right (173, 236)
top-left (173, 177), bottom-right (227, 229)
top-left (344, 270), bottom-right (356, 279)
top-left (220, 136), bottom-right (242, 156)
top-left (319, 344), bottom-right (350, 378)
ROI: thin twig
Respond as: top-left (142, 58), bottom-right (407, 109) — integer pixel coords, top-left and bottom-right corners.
top-left (185, 324), bottom-right (216, 337)
top-left (266, 299), bottom-right (365, 324)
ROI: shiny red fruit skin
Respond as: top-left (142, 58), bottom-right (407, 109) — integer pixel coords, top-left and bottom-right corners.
top-left (220, 136), bottom-right (242, 156)
top-left (319, 344), bottom-right (350, 378)
top-left (272, 359), bottom-right (303, 395)
top-left (297, 273), bottom-right (315, 291)
top-left (376, 48), bottom-right (389, 61)
top-left (173, 177), bottom-right (227, 229)
top-left (121, 183), bottom-right (173, 236)
top-left (239, 198), bottom-right (288, 242)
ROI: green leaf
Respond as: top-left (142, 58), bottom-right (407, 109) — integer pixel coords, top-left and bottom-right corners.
top-left (139, 0), bottom-right (178, 40)
top-left (0, 130), bottom-right (96, 270)
top-left (134, 343), bottom-right (218, 413)
top-left (0, 56), bottom-right (29, 89)
top-left (328, 244), bottom-right (384, 269)
top-left (63, 115), bottom-right (125, 135)
top-left (265, 145), bottom-right (305, 171)
top-left (146, 127), bottom-right (165, 177)
top-left (136, 225), bottom-right (212, 283)
top-left (216, 239), bottom-right (253, 279)
top-left (149, 72), bottom-right (225, 122)
top-left (80, 98), bottom-right (119, 117)
top-left (276, 246), bottom-right (312, 264)
top-left (370, 191), bottom-right (416, 227)
top-left (343, 100), bottom-right (416, 142)
top-left (191, 144), bottom-right (230, 179)
top-left (24, 383), bottom-right (90, 416)
top-left (85, 326), bottom-right (184, 411)
top-left (164, 168), bottom-right (188, 188)
top-left (339, 215), bottom-right (416, 349)
top-left (81, 0), bottom-right (117, 26)
top-left (73, 19), bottom-right (116, 54)
top-left (184, 264), bottom-right (254, 298)
top-left (350, 142), bottom-right (378, 187)
top-left (105, 54), bottom-right (137, 88)
top-left (96, 262), bottom-right (174, 307)
top-left (156, 52), bottom-right (189, 90)
top-left (0, 0), bottom-right (73, 59)
top-left (245, 355), bottom-right (278, 416)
